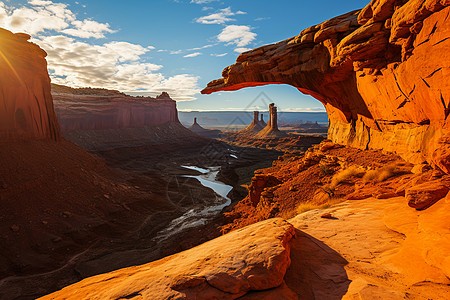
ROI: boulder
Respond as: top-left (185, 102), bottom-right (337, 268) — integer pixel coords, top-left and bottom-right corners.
top-left (406, 179), bottom-right (450, 209)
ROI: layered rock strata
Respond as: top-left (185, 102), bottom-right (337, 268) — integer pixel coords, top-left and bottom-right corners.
top-left (53, 89), bottom-right (180, 132)
top-left (0, 28), bottom-right (60, 140)
top-left (202, 0), bottom-right (450, 172)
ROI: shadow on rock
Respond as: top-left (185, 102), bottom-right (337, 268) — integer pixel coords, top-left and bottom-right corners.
top-left (285, 229), bottom-right (350, 299)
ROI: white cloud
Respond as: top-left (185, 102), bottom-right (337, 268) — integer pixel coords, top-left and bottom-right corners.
top-left (202, 7), bottom-right (213, 11)
top-left (211, 53), bottom-right (228, 57)
top-left (0, 0), bottom-right (114, 38)
top-left (190, 0), bottom-right (218, 4)
top-left (0, 1), bottom-right (201, 101)
top-left (35, 35), bottom-right (200, 101)
top-left (183, 52), bottom-right (202, 58)
top-left (217, 25), bottom-right (256, 51)
top-left (255, 17), bottom-right (271, 21)
top-left (187, 44), bottom-right (214, 51)
top-left (195, 7), bottom-right (246, 25)
top-left (234, 47), bottom-right (252, 53)
top-left (0, 1), bottom-right (74, 35)
top-left (170, 50), bottom-right (182, 55)
top-left (62, 19), bottom-right (115, 38)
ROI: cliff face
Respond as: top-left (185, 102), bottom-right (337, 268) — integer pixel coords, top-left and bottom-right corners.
top-left (0, 28), bottom-right (60, 140)
top-left (53, 90), bottom-right (179, 132)
top-left (202, 0), bottom-right (450, 172)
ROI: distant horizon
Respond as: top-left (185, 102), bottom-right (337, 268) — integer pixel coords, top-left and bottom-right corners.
top-left (178, 109), bottom-right (327, 113)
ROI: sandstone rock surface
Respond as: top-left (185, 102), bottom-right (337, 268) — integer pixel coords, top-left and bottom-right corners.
top-left (0, 28), bottom-right (60, 140)
top-left (406, 177), bottom-right (450, 209)
top-left (40, 218), bottom-right (295, 300)
top-left (202, 0), bottom-right (450, 172)
top-left (289, 196), bottom-right (450, 299)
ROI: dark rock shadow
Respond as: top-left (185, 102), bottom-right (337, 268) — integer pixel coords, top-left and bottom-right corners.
top-left (285, 229), bottom-right (350, 299)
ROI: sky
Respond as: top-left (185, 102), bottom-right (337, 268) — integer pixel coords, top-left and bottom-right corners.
top-left (0, 0), bottom-right (364, 112)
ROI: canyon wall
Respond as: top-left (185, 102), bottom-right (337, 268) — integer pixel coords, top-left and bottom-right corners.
top-left (53, 90), bottom-right (180, 133)
top-left (0, 28), bottom-right (60, 140)
top-left (202, 0), bottom-right (450, 172)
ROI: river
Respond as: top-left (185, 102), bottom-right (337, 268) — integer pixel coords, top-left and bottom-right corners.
top-left (153, 165), bottom-right (232, 242)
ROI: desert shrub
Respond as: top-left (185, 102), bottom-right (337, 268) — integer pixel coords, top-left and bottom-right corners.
top-left (295, 198), bottom-right (342, 215)
top-left (329, 165), bottom-right (365, 189)
top-left (362, 162), bottom-right (407, 183)
top-left (297, 202), bottom-right (322, 214)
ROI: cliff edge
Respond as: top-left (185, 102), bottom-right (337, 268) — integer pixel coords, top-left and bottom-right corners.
top-left (0, 28), bottom-right (60, 140)
top-left (202, 0), bottom-right (450, 173)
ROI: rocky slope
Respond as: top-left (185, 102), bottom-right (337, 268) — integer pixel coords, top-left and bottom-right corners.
top-left (0, 28), bottom-right (60, 141)
top-left (202, 0), bottom-right (450, 173)
top-left (188, 117), bottom-right (221, 138)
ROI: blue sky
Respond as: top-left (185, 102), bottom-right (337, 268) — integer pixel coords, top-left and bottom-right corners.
top-left (0, 0), bottom-right (364, 111)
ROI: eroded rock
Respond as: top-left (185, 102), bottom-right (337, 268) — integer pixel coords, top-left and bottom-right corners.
top-left (0, 28), bottom-right (60, 140)
top-left (201, 0), bottom-right (450, 173)
top-left (406, 179), bottom-right (450, 209)
top-left (40, 218), bottom-right (295, 300)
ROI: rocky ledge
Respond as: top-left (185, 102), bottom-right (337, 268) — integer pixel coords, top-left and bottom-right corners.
top-left (202, 0), bottom-right (450, 173)
top-left (39, 218), bottom-right (296, 300)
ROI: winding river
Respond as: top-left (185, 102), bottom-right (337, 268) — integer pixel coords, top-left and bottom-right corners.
top-left (154, 165), bottom-right (232, 242)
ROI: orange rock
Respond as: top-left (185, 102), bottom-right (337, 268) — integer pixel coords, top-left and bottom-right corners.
top-left (255, 103), bottom-right (287, 138)
top-left (0, 28), bottom-right (60, 140)
top-left (39, 218), bottom-right (295, 300)
top-left (406, 179), bottom-right (450, 209)
top-left (201, 1), bottom-right (450, 173)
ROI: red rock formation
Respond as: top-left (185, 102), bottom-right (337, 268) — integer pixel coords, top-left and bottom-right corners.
top-left (240, 111), bottom-right (265, 134)
top-left (256, 103), bottom-right (287, 138)
top-left (202, 0), bottom-right (450, 172)
top-left (259, 114), bottom-right (267, 127)
top-left (0, 28), bottom-right (60, 140)
top-left (188, 117), bottom-right (221, 138)
top-left (53, 89), bottom-right (179, 132)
